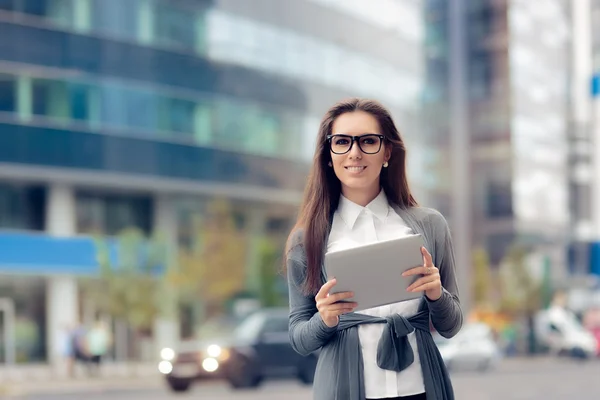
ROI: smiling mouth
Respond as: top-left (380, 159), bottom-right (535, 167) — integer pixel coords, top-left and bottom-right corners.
top-left (345, 166), bottom-right (366, 172)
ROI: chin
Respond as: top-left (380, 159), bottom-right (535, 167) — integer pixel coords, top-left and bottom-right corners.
top-left (340, 177), bottom-right (378, 191)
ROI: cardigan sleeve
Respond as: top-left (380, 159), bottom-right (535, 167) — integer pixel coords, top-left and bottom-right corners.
top-left (425, 210), bottom-right (463, 338)
top-left (287, 236), bottom-right (338, 356)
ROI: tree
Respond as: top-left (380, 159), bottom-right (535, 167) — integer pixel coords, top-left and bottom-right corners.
top-left (256, 237), bottom-right (287, 307)
top-left (472, 247), bottom-right (493, 308)
top-left (85, 228), bottom-right (169, 334)
top-left (498, 244), bottom-right (542, 354)
top-left (498, 245), bottom-right (542, 315)
top-left (168, 198), bottom-right (248, 319)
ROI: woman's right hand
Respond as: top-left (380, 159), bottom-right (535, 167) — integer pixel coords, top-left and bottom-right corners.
top-left (314, 278), bottom-right (357, 327)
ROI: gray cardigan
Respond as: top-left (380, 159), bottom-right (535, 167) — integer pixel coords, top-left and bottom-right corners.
top-left (286, 206), bottom-right (463, 400)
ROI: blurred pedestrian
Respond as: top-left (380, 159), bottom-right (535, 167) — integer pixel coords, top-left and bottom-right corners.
top-left (286, 98), bottom-right (462, 400)
top-left (87, 319), bottom-right (111, 377)
top-left (71, 322), bottom-right (90, 372)
top-left (57, 323), bottom-right (75, 377)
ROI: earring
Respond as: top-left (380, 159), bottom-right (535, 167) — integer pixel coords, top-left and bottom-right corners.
top-left (328, 161), bottom-right (332, 167)
top-left (383, 161), bottom-right (388, 168)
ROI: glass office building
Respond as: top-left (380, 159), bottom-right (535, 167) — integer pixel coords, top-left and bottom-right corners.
top-left (425, 0), bottom-right (571, 271)
top-left (0, 0), bottom-right (440, 364)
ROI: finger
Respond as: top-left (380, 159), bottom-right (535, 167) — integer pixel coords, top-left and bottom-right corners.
top-left (315, 278), bottom-right (337, 300)
top-left (402, 266), bottom-right (424, 277)
top-left (324, 291), bottom-right (355, 304)
top-left (402, 265), bottom-right (436, 277)
top-left (325, 302), bottom-right (358, 312)
top-left (421, 246), bottom-right (433, 267)
top-left (407, 274), bottom-right (438, 292)
top-left (409, 280), bottom-right (440, 293)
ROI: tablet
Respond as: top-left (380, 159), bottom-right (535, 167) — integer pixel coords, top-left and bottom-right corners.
top-left (324, 234), bottom-right (425, 312)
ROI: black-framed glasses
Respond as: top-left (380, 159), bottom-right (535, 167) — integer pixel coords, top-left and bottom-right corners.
top-left (326, 134), bottom-right (385, 155)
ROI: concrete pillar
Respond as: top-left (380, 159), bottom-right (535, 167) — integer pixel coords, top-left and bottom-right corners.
top-left (45, 184), bottom-right (79, 372)
top-left (152, 195), bottom-right (180, 355)
top-left (46, 276), bottom-right (78, 374)
top-left (449, 0), bottom-right (471, 314)
top-left (45, 184), bottom-right (76, 237)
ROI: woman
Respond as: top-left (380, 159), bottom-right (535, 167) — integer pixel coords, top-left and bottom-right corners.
top-left (286, 98), bottom-right (462, 400)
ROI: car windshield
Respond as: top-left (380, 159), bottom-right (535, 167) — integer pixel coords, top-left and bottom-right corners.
top-left (233, 312), bottom-right (265, 342)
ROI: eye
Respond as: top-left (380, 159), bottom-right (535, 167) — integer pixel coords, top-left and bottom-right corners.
top-left (361, 138), bottom-right (376, 144)
top-left (334, 138), bottom-right (350, 145)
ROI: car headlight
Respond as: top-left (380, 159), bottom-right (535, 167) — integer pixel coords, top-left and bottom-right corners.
top-left (207, 344), bottom-right (221, 358)
top-left (161, 347), bottom-right (175, 361)
top-left (158, 360), bottom-right (173, 374)
top-left (202, 358), bottom-right (219, 372)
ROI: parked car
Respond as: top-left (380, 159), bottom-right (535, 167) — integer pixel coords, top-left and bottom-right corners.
top-left (433, 322), bottom-right (501, 372)
top-left (158, 308), bottom-right (318, 392)
top-left (535, 307), bottom-right (597, 359)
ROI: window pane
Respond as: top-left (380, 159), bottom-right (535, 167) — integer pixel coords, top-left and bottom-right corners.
top-left (0, 184), bottom-right (45, 230)
top-left (32, 79), bottom-right (69, 120)
top-left (91, 0), bottom-right (138, 40)
top-left (155, 3), bottom-right (196, 49)
top-left (0, 74), bottom-right (15, 112)
top-left (22, 0), bottom-right (73, 28)
top-left (68, 83), bottom-right (90, 121)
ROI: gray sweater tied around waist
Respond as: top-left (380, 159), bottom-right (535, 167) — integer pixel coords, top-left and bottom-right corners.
top-left (286, 206), bottom-right (463, 400)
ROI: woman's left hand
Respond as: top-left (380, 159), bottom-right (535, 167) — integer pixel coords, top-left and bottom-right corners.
top-left (402, 247), bottom-right (442, 301)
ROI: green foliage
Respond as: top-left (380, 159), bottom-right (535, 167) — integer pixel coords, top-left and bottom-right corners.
top-left (168, 199), bottom-right (247, 316)
top-left (472, 247), bottom-right (492, 307)
top-left (498, 244), bottom-right (542, 316)
top-left (85, 228), bottom-right (168, 332)
top-left (256, 238), bottom-right (286, 307)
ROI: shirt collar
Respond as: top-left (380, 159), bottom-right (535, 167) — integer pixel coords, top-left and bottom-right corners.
top-left (337, 190), bottom-right (390, 229)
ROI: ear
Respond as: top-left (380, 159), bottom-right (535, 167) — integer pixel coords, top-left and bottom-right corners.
top-left (384, 146), bottom-right (392, 163)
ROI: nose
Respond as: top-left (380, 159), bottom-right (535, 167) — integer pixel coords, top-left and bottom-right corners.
top-left (348, 138), bottom-right (363, 159)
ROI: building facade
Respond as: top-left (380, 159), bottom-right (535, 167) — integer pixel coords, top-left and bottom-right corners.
top-left (0, 0), bottom-right (442, 365)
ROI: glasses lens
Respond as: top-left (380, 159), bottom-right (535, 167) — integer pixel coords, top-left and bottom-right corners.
top-left (358, 135), bottom-right (382, 154)
top-left (330, 135), bottom-right (352, 154)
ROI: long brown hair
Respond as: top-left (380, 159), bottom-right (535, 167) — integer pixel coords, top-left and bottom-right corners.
top-left (286, 98), bottom-right (418, 295)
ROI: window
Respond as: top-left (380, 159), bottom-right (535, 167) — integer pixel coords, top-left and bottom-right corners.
top-left (486, 181), bottom-right (512, 218)
top-left (486, 233), bottom-right (514, 265)
top-left (22, 0), bottom-right (73, 28)
top-left (76, 193), bottom-right (153, 235)
top-left (155, 3), bottom-right (196, 49)
top-left (0, 276), bottom-right (47, 362)
top-left (91, 0), bottom-right (138, 40)
top-left (469, 54), bottom-right (492, 100)
top-left (0, 184), bottom-right (46, 231)
top-left (158, 98), bottom-right (195, 134)
top-left (32, 79), bottom-right (69, 121)
top-left (68, 83), bottom-right (90, 121)
top-left (0, 74), bottom-right (15, 112)
top-left (8, 70), bottom-right (305, 160)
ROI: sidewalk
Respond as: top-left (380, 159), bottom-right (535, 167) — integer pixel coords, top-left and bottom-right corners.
top-left (0, 362), bottom-right (163, 397)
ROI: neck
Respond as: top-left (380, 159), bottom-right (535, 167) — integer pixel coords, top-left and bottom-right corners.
top-left (341, 184), bottom-right (381, 207)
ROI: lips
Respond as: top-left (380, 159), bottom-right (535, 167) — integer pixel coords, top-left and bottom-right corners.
top-left (345, 166), bottom-right (366, 172)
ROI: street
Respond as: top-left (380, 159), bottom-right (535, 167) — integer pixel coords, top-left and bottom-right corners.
top-left (20, 358), bottom-right (600, 400)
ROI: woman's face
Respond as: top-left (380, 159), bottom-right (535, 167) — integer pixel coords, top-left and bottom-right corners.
top-left (329, 111), bottom-right (391, 198)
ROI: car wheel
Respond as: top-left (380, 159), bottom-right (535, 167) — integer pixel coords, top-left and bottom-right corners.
top-left (298, 356), bottom-right (317, 385)
top-left (167, 377), bottom-right (191, 392)
top-left (226, 355), bottom-right (262, 389)
top-left (570, 347), bottom-right (589, 360)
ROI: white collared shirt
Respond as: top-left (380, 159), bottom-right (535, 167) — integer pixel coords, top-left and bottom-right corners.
top-left (326, 190), bottom-right (425, 398)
